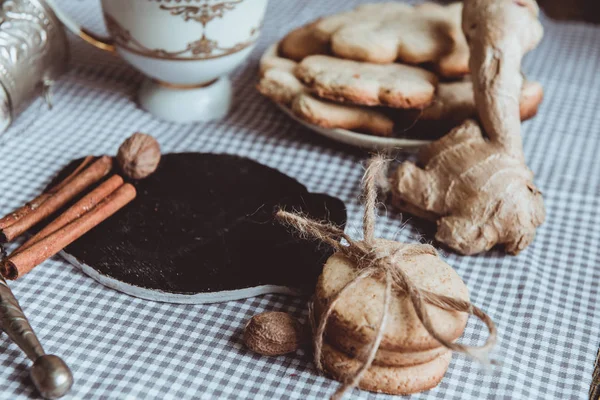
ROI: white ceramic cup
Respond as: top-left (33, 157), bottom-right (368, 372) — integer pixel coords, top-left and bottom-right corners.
top-left (47, 0), bottom-right (269, 123)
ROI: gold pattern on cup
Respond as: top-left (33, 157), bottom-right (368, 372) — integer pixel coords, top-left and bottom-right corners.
top-left (104, 1), bottom-right (261, 61)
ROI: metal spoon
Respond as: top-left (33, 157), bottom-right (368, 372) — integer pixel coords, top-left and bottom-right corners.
top-left (0, 274), bottom-right (73, 398)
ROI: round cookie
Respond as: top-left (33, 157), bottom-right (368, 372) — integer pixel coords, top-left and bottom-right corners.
top-left (321, 342), bottom-right (453, 395)
top-left (329, 327), bottom-right (449, 367)
top-left (315, 296), bottom-right (448, 367)
top-left (279, 22), bottom-right (329, 62)
top-left (315, 239), bottom-right (469, 352)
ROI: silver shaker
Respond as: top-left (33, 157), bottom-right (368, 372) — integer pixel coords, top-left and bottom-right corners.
top-left (0, 0), bottom-right (68, 133)
top-left (0, 1), bottom-right (73, 397)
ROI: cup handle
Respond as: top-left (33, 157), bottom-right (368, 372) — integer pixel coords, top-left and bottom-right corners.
top-left (45, 0), bottom-right (116, 53)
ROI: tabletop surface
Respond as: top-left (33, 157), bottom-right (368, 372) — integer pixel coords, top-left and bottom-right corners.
top-left (0, 0), bottom-right (599, 399)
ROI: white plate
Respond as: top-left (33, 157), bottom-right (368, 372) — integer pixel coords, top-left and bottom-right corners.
top-left (276, 102), bottom-right (431, 151)
top-left (262, 41), bottom-right (432, 151)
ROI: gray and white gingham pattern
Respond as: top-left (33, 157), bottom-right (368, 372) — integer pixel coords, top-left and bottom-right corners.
top-left (0, 0), bottom-right (598, 399)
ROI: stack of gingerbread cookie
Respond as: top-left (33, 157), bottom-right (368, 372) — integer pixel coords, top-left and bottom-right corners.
top-left (258, 2), bottom-right (544, 138)
top-left (313, 240), bottom-right (470, 395)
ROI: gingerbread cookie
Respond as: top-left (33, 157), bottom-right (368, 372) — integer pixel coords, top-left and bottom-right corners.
top-left (259, 43), bottom-right (296, 77)
top-left (296, 55), bottom-right (437, 109)
top-left (321, 342), bottom-right (452, 395)
top-left (315, 241), bottom-right (469, 352)
top-left (314, 2), bottom-right (469, 78)
top-left (279, 21), bottom-right (329, 61)
top-left (258, 45), bottom-right (394, 136)
top-left (416, 80), bottom-right (544, 122)
top-left (292, 94), bottom-right (394, 136)
top-left (313, 3), bottom-right (413, 42)
top-left (258, 68), bottom-right (303, 105)
top-left (518, 81), bottom-right (544, 120)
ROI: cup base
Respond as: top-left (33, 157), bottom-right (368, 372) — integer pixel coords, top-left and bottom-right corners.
top-left (138, 77), bottom-right (232, 123)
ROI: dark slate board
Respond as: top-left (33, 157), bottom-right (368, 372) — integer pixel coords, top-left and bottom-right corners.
top-left (45, 153), bottom-right (346, 304)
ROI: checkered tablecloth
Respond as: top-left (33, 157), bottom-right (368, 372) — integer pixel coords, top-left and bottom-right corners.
top-left (0, 0), bottom-right (598, 399)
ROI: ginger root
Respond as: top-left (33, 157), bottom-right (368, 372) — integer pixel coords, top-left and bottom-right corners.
top-left (462, 0), bottom-right (544, 159)
top-left (391, 120), bottom-right (545, 255)
top-left (390, 0), bottom-right (546, 255)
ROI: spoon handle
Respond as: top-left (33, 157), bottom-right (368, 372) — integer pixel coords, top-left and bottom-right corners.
top-left (0, 274), bottom-right (73, 399)
top-left (0, 274), bottom-right (44, 360)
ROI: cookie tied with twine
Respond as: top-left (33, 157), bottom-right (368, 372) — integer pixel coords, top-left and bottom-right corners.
top-left (276, 156), bottom-right (497, 399)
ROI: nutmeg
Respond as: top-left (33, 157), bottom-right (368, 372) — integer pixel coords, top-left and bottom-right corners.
top-left (243, 311), bottom-right (306, 356)
top-left (117, 132), bottom-right (161, 179)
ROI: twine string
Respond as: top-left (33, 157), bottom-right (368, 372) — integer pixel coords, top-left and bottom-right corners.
top-left (331, 269), bottom-right (392, 400)
top-left (275, 155), bottom-right (497, 399)
top-left (361, 156), bottom-right (386, 245)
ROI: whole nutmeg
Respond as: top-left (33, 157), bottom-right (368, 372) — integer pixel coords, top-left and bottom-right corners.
top-left (117, 132), bottom-right (161, 179)
top-left (243, 311), bottom-right (306, 356)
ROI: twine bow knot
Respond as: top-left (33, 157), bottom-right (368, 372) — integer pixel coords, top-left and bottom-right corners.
top-left (276, 156), bottom-right (497, 400)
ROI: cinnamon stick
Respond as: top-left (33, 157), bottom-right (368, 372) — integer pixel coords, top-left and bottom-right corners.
top-left (13, 175), bottom-right (124, 256)
top-left (0, 156), bottom-right (112, 243)
top-left (0, 156), bottom-right (94, 231)
top-left (1, 183), bottom-right (136, 279)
